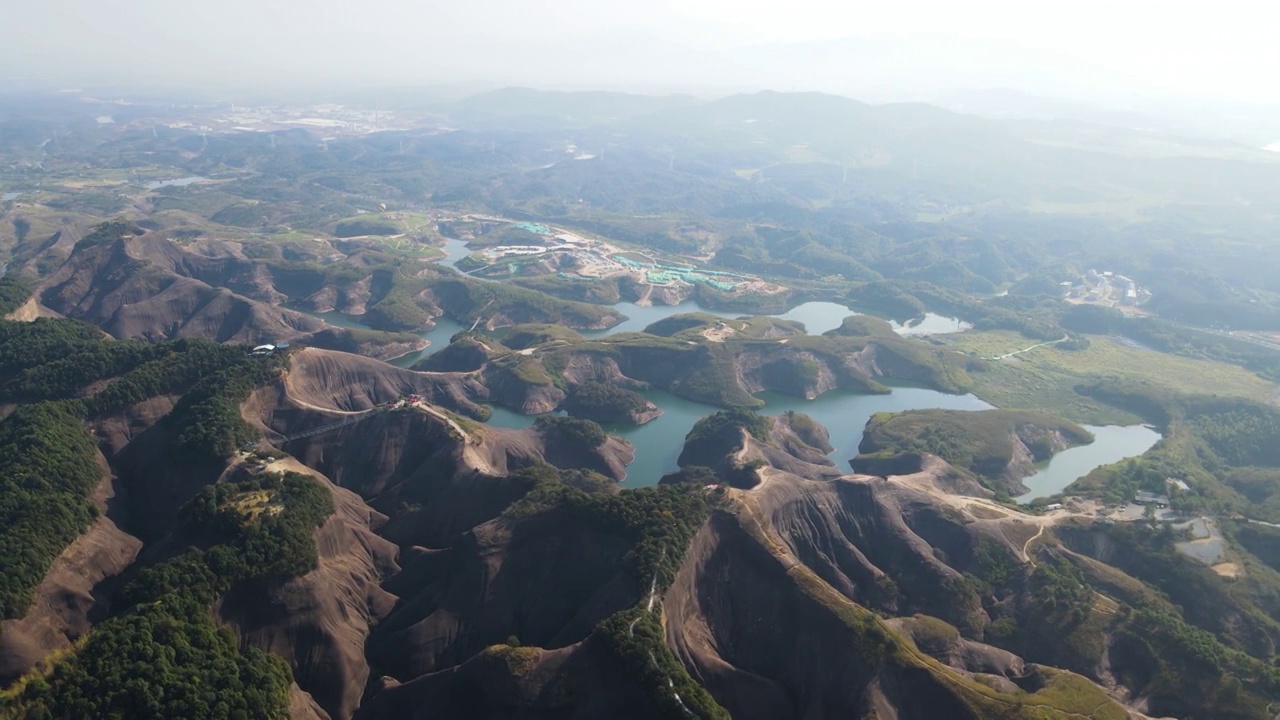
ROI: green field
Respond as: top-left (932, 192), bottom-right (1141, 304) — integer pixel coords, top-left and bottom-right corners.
top-left (940, 331), bottom-right (1275, 424)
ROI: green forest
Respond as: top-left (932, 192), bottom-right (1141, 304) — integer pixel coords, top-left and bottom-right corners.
top-left (0, 313), bottom-right (290, 619)
top-left (0, 289), bottom-right (315, 716)
top-left (0, 401), bottom-right (103, 619)
top-left (122, 472), bottom-right (334, 607)
top-left (2, 467), bottom-right (333, 719)
top-left (534, 415), bottom-right (608, 448)
top-left (595, 607), bottom-right (730, 720)
top-left (565, 381), bottom-right (652, 423)
top-left (1073, 383), bottom-right (1280, 518)
top-left (507, 463), bottom-right (713, 588)
top-left (2, 597), bottom-right (293, 720)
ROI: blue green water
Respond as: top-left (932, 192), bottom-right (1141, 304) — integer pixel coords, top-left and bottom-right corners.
top-left (484, 385), bottom-right (992, 488)
top-left (438, 238), bottom-right (473, 267)
top-left (302, 242), bottom-right (1158, 490)
top-left (490, 390), bottom-right (1160, 493)
top-left (1015, 424), bottom-right (1161, 502)
top-left (389, 315), bottom-right (468, 368)
top-left (584, 300), bottom-right (885, 339)
top-left (769, 301), bottom-right (864, 335)
top-left (890, 313), bottom-right (974, 336)
top-left (582, 301), bottom-right (707, 336)
top-left (145, 176), bottom-right (206, 189)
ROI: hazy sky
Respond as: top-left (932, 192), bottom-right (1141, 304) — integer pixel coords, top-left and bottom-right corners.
top-left (6, 0), bottom-right (1279, 104)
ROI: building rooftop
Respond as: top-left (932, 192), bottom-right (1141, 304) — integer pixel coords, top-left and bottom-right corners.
top-left (1135, 491), bottom-right (1170, 505)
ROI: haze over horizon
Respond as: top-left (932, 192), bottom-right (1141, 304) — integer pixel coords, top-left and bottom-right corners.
top-left (6, 0), bottom-right (1280, 112)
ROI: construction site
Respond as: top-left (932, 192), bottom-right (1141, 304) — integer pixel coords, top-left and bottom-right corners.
top-left (444, 214), bottom-right (785, 297)
top-left (1063, 269), bottom-right (1152, 309)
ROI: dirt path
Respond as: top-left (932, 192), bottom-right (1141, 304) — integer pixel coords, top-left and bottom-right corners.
top-left (288, 397), bottom-right (370, 416)
top-left (468, 299), bottom-right (494, 332)
top-left (278, 383), bottom-right (473, 447)
top-left (409, 401), bottom-right (471, 442)
top-left (865, 466), bottom-right (1099, 567)
top-left (407, 401), bottom-right (499, 475)
top-left (1022, 523), bottom-right (1046, 564)
top-left (732, 430), bottom-right (752, 466)
top-left (985, 334), bottom-right (1070, 360)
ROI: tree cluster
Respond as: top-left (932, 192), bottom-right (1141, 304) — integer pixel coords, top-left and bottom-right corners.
top-left (5, 597), bottom-right (292, 720)
top-left (565, 381), bottom-right (651, 424)
top-left (534, 415), bottom-right (608, 448)
top-left (122, 472), bottom-right (334, 607)
top-left (0, 401), bottom-right (102, 619)
top-left (595, 607), bottom-right (730, 720)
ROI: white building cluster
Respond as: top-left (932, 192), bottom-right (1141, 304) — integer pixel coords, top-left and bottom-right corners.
top-left (1065, 269), bottom-right (1150, 307)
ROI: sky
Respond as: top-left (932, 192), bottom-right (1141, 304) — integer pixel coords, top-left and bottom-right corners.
top-left (5, 0), bottom-right (1280, 105)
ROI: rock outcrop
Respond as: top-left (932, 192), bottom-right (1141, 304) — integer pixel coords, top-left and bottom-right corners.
top-left (2, 297), bottom-right (62, 322)
top-left (242, 350), bottom-right (634, 541)
top-left (33, 227), bottom-right (424, 360)
top-left (355, 640), bottom-right (667, 720)
top-left (367, 505), bottom-right (641, 681)
top-left (261, 347), bottom-right (489, 417)
top-left (678, 411), bottom-right (841, 485)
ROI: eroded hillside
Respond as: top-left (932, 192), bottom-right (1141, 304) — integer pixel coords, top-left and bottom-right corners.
top-left (2, 227), bottom-right (1280, 720)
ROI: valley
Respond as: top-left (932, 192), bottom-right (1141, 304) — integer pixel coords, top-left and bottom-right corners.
top-left (2, 87), bottom-right (1280, 719)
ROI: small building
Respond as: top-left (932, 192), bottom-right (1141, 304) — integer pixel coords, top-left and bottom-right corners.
top-left (1135, 491), bottom-right (1170, 507)
top-left (251, 344), bottom-right (276, 356)
top-left (1045, 503), bottom-right (1063, 511)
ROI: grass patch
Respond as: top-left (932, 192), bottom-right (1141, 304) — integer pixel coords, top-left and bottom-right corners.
top-left (1022, 667), bottom-right (1130, 720)
top-left (940, 330), bottom-right (1273, 423)
top-left (500, 323), bottom-right (587, 350)
top-left (224, 489), bottom-right (284, 520)
top-left (479, 645), bottom-right (542, 678)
